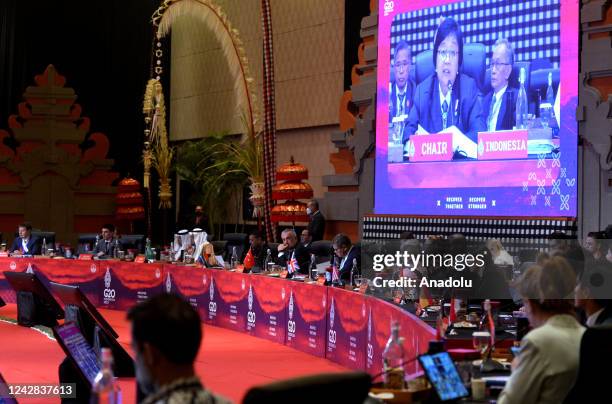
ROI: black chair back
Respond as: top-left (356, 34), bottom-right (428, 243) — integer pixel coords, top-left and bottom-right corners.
top-left (211, 241), bottom-right (227, 257)
top-left (32, 231), bottom-right (55, 249)
top-left (242, 372), bottom-right (371, 404)
top-left (564, 326), bottom-right (612, 403)
top-left (223, 233), bottom-right (248, 261)
top-left (267, 242), bottom-right (280, 257)
top-left (309, 240), bottom-right (332, 264)
top-left (78, 233), bottom-right (99, 253)
top-left (119, 234), bottom-right (146, 254)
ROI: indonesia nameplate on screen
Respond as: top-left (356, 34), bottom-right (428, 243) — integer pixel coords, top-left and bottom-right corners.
top-left (477, 130), bottom-right (528, 160)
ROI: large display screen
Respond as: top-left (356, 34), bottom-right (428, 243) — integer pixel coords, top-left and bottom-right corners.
top-left (375, 0), bottom-right (578, 216)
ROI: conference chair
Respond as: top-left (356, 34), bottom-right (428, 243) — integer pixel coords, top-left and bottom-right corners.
top-left (222, 233), bottom-right (249, 261)
top-left (242, 371), bottom-right (372, 404)
top-left (31, 230), bottom-right (56, 249)
top-left (267, 242), bottom-right (279, 257)
top-left (211, 240), bottom-right (227, 257)
top-left (563, 326), bottom-right (612, 403)
top-left (77, 233), bottom-right (99, 253)
top-left (119, 234), bottom-right (146, 254)
top-left (309, 240), bottom-right (332, 264)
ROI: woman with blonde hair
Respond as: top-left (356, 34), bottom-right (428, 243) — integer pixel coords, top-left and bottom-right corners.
top-left (498, 256), bottom-right (585, 404)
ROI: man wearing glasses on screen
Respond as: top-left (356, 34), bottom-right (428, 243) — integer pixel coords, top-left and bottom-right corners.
top-left (404, 17), bottom-right (485, 158)
top-left (389, 40), bottom-right (415, 144)
top-left (483, 38), bottom-right (517, 132)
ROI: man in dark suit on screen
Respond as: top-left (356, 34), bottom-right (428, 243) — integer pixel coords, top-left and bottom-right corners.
top-left (10, 222), bottom-right (41, 255)
top-left (482, 38), bottom-right (517, 132)
top-left (389, 41), bottom-right (415, 123)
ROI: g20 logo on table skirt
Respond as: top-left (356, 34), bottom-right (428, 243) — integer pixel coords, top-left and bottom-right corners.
top-left (247, 285), bottom-right (256, 327)
top-left (165, 273), bottom-right (172, 293)
top-left (328, 329), bottom-right (337, 345)
top-left (208, 278), bottom-right (217, 316)
top-left (9, 261), bottom-right (16, 271)
top-left (287, 292), bottom-right (295, 336)
top-left (103, 268), bottom-right (116, 303)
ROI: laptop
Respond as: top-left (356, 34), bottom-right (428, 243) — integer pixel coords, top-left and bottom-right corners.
top-left (49, 282), bottom-right (118, 339)
top-left (419, 352), bottom-right (469, 401)
top-left (0, 373), bottom-right (18, 404)
top-left (53, 322), bottom-right (101, 387)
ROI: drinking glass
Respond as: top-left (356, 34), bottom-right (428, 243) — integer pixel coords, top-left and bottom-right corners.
top-left (472, 331), bottom-right (491, 356)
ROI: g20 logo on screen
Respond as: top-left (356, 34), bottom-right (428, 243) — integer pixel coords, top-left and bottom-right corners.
top-left (383, 0), bottom-right (394, 17)
top-left (103, 268), bottom-right (116, 303)
top-left (247, 285), bottom-right (256, 328)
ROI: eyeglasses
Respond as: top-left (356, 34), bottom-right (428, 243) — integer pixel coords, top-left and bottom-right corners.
top-left (490, 61), bottom-right (511, 70)
top-left (437, 49), bottom-right (458, 60)
top-left (394, 61), bottom-right (410, 70)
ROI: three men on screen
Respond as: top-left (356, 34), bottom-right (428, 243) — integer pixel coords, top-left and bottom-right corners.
top-left (392, 17), bottom-right (519, 158)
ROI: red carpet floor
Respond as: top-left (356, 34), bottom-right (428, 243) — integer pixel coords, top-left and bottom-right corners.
top-left (0, 304), bottom-right (346, 403)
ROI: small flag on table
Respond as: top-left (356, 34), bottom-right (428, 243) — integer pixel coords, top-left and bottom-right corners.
top-left (244, 247), bottom-right (255, 269)
top-left (288, 251), bottom-right (300, 274)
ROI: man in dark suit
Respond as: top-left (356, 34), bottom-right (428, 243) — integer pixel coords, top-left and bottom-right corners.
top-left (300, 229), bottom-right (313, 251)
top-left (247, 230), bottom-right (270, 271)
top-left (404, 18), bottom-right (485, 150)
top-left (307, 200), bottom-right (325, 242)
top-left (93, 223), bottom-right (121, 258)
top-left (332, 233), bottom-right (361, 284)
top-left (482, 38), bottom-right (517, 132)
top-left (10, 222), bottom-right (41, 255)
top-left (389, 40), bottom-right (415, 141)
top-left (276, 229), bottom-right (310, 275)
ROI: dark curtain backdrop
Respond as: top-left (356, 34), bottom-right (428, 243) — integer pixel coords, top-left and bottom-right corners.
top-left (0, 0), bottom-right (165, 178)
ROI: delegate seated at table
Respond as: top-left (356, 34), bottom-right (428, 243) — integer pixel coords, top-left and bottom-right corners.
top-left (93, 224), bottom-right (121, 258)
top-left (498, 257), bottom-right (584, 404)
top-left (10, 222), bottom-right (41, 255)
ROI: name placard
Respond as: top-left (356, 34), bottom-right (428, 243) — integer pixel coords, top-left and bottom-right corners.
top-left (407, 133), bottom-right (454, 162)
top-left (477, 130), bottom-right (528, 160)
top-left (134, 255), bottom-right (146, 263)
top-left (78, 254), bottom-right (93, 260)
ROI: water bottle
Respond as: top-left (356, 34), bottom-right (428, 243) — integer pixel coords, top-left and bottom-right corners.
top-left (264, 248), bottom-right (272, 272)
top-left (230, 246), bottom-right (239, 269)
top-left (309, 254), bottom-right (317, 280)
top-left (382, 321), bottom-right (406, 389)
top-left (145, 238), bottom-right (154, 263)
top-left (91, 348), bottom-right (121, 404)
top-left (350, 258), bottom-right (358, 287)
top-left (546, 71), bottom-right (555, 106)
top-left (42, 238), bottom-right (47, 256)
top-left (515, 67), bottom-right (528, 129)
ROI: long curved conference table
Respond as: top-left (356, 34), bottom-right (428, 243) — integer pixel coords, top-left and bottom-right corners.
top-left (0, 258), bottom-right (435, 379)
